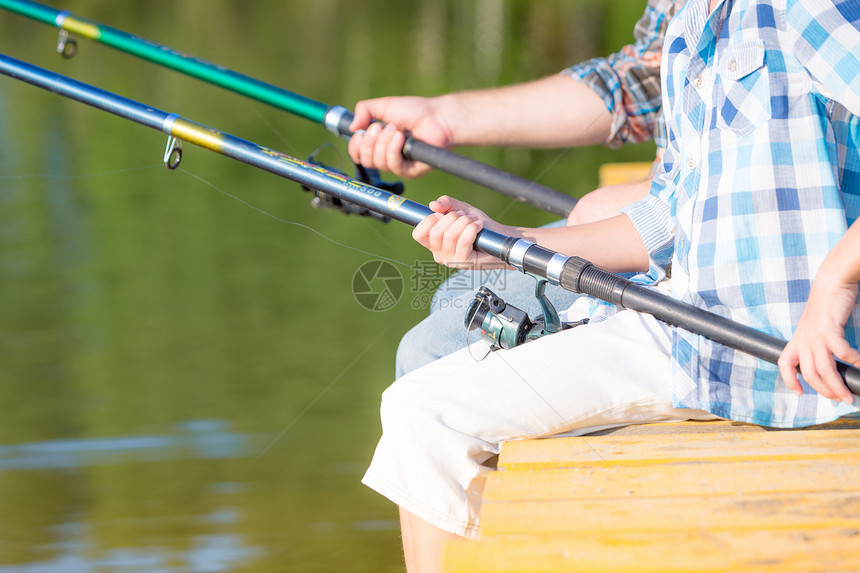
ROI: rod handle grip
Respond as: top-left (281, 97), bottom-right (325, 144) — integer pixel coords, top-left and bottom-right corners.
top-left (404, 137), bottom-right (576, 218)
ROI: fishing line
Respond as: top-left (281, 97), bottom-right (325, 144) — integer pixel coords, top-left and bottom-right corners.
top-left (306, 141), bottom-right (346, 173)
top-left (1, 159), bottom-right (440, 280)
top-left (465, 302), bottom-right (492, 362)
top-left (492, 147), bottom-right (574, 222)
top-left (0, 164), bottom-right (163, 180)
top-left (249, 106), bottom-right (400, 250)
top-left (531, 147), bottom-right (574, 193)
top-left (253, 325), bottom-right (392, 461)
top-left (360, 213), bottom-right (396, 251)
top-left (304, 142), bottom-right (397, 250)
top-left (249, 106), bottom-right (302, 157)
top-left (178, 167), bottom-right (442, 280)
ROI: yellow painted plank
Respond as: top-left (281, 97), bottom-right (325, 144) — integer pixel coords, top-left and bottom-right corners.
top-left (588, 417), bottom-right (859, 436)
top-left (499, 428), bottom-right (860, 470)
top-left (598, 161), bottom-right (654, 187)
top-left (591, 419), bottom-right (765, 435)
top-left (443, 528), bottom-right (860, 573)
top-left (479, 491), bottom-right (860, 535)
top-left (485, 456), bottom-right (860, 501)
top-left (447, 418), bottom-right (860, 572)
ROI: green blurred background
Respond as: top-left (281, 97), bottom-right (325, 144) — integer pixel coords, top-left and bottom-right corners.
top-left (0, 1), bottom-right (654, 571)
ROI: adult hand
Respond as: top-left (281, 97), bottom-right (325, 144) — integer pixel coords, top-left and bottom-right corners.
top-left (412, 196), bottom-right (513, 270)
top-left (348, 96), bottom-right (454, 178)
top-left (778, 278), bottom-right (860, 405)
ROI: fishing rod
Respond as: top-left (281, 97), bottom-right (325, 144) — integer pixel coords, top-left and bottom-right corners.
top-left (0, 0), bottom-right (578, 218)
top-left (1, 53), bottom-right (857, 399)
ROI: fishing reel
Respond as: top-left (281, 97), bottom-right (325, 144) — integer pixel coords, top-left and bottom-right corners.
top-left (302, 147), bottom-right (404, 222)
top-left (464, 276), bottom-right (586, 351)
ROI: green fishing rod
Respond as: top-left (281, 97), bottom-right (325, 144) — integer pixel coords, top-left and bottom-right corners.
top-left (1, 52), bottom-right (857, 400)
top-left (0, 0), bottom-right (579, 218)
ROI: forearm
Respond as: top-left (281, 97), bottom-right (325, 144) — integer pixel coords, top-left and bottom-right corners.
top-left (510, 213), bottom-right (649, 273)
top-left (567, 176), bottom-right (655, 225)
top-left (434, 75), bottom-right (612, 148)
top-left (815, 218), bottom-right (860, 287)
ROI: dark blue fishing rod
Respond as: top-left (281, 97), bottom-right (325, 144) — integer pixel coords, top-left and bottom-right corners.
top-left (1, 52), bottom-right (857, 399)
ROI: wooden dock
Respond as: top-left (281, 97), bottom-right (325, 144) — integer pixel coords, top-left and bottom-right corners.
top-left (443, 164), bottom-right (860, 571)
top-left (443, 417), bottom-right (860, 573)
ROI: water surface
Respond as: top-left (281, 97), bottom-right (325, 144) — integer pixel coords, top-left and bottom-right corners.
top-left (0, 2), bottom-right (654, 571)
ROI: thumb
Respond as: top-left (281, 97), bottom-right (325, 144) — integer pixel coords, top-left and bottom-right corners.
top-left (429, 195), bottom-right (456, 214)
top-left (445, 197), bottom-right (481, 214)
top-left (351, 97), bottom-right (399, 132)
top-left (350, 100), bottom-right (380, 132)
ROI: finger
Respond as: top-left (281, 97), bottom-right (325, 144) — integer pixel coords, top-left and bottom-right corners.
top-left (398, 132), bottom-right (434, 178)
top-left (349, 103), bottom-right (372, 132)
top-left (412, 212), bottom-right (443, 249)
top-left (830, 337), bottom-right (860, 365)
top-left (444, 197), bottom-right (478, 213)
top-left (454, 218), bottom-right (483, 264)
top-left (347, 130), bottom-right (364, 165)
top-left (811, 344), bottom-right (852, 403)
top-left (427, 212), bottom-right (462, 255)
top-left (798, 346), bottom-right (838, 400)
top-left (829, 340), bottom-right (860, 404)
top-left (384, 128), bottom-right (411, 176)
top-left (358, 122), bottom-right (384, 168)
top-left (351, 99), bottom-right (390, 132)
top-left (429, 196), bottom-right (454, 214)
top-left (440, 213), bottom-right (477, 263)
top-left (402, 160), bottom-right (433, 179)
top-left (373, 123), bottom-right (399, 172)
top-left (777, 345), bottom-right (804, 396)
top-left (844, 346), bottom-right (860, 364)
top-left (442, 197), bottom-right (487, 222)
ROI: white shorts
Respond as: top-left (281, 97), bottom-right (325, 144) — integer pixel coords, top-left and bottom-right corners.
top-left (362, 308), bottom-right (715, 539)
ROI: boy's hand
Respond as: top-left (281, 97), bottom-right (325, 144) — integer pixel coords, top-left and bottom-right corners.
top-left (412, 196), bottom-right (512, 270)
top-left (778, 278), bottom-right (860, 405)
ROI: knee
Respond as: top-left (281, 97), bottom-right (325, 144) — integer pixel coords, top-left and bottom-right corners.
top-left (395, 311), bottom-right (468, 378)
top-left (379, 379), bottom-right (432, 436)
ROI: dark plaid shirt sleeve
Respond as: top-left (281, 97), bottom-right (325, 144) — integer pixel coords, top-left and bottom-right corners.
top-left (561, 0), bottom-right (680, 149)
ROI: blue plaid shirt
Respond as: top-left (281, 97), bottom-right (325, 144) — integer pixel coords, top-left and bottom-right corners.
top-left (623, 0), bottom-right (860, 427)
